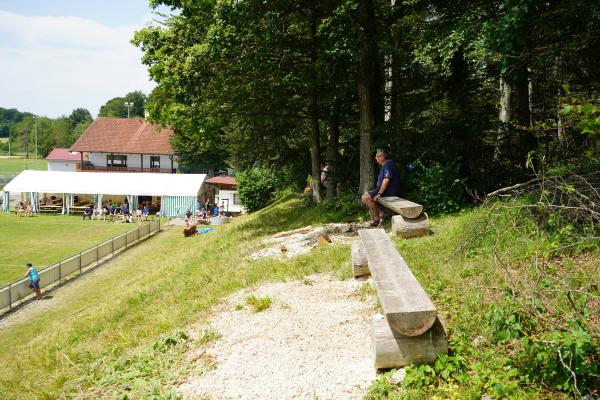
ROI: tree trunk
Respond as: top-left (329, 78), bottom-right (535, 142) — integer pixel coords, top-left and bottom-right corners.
top-left (494, 75), bottom-right (512, 161)
top-left (325, 101), bottom-right (340, 201)
top-left (310, 114), bottom-right (322, 203)
top-left (495, 65), bottom-right (532, 162)
top-left (357, 0), bottom-right (379, 195)
top-left (308, 14), bottom-right (322, 204)
top-left (555, 54), bottom-right (565, 142)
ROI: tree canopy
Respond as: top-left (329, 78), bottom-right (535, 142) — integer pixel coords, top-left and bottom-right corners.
top-left (98, 91), bottom-right (148, 118)
top-left (134, 0), bottom-right (600, 206)
top-left (0, 107), bottom-right (93, 158)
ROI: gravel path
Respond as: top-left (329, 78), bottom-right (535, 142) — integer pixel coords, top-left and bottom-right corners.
top-left (178, 273), bottom-right (376, 400)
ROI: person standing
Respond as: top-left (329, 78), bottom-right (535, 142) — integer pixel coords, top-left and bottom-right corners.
top-left (361, 149), bottom-right (400, 227)
top-left (24, 263), bottom-right (43, 300)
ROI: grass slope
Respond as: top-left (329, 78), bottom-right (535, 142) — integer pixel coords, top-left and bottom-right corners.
top-left (0, 196), bottom-right (597, 399)
top-left (0, 197), bottom-right (353, 399)
top-left (0, 214), bottom-right (135, 286)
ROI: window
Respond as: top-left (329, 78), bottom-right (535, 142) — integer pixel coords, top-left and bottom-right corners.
top-left (233, 193), bottom-right (240, 205)
top-left (150, 156), bottom-right (160, 168)
top-left (107, 154), bottom-right (127, 167)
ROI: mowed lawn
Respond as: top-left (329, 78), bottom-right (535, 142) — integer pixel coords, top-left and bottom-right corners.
top-left (0, 157), bottom-right (47, 176)
top-left (0, 213), bottom-right (133, 286)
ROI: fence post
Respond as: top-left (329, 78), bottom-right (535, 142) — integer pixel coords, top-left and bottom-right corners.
top-left (96, 244), bottom-right (99, 264)
top-left (112, 237), bottom-right (114, 257)
top-left (79, 252), bottom-right (82, 273)
top-left (125, 231), bottom-right (128, 249)
top-left (8, 283), bottom-right (12, 311)
top-left (59, 261), bottom-right (62, 284)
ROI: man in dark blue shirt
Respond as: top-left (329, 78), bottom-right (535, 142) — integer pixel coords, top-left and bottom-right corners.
top-left (361, 149), bottom-right (400, 227)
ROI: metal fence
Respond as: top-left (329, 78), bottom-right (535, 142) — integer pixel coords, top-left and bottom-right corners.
top-left (0, 219), bottom-right (161, 313)
top-left (0, 173), bottom-right (19, 190)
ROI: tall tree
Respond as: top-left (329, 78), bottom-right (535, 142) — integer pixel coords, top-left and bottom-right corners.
top-left (98, 91), bottom-right (148, 118)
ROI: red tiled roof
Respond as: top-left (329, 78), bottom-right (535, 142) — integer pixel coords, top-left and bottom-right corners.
top-left (205, 176), bottom-right (237, 186)
top-left (70, 117), bottom-right (175, 155)
top-left (45, 148), bottom-right (81, 161)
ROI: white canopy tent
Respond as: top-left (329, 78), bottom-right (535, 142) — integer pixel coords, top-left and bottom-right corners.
top-left (2, 170), bottom-right (207, 217)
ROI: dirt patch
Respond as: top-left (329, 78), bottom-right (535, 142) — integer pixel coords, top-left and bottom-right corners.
top-left (178, 273), bottom-right (376, 400)
top-left (250, 223), bottom-right (364, 260)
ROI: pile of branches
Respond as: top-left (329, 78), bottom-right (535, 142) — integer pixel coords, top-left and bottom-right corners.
top-left (485, 170), bottom-right (600, 230)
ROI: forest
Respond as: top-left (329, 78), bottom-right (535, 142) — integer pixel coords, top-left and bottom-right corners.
top-left (134, 0), bottom-right (599, 210)
top-left (0, 91), bottom-right (147, 158)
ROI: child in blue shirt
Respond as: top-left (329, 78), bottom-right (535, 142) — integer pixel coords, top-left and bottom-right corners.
top-left (24, 263), bottom-right (43, 300)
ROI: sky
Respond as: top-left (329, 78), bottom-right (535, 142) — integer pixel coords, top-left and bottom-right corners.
top-left (0, 0), bottom-right (173, 118)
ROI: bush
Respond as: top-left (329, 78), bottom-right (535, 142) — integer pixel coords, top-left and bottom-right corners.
top-left (406, 159), bottom-right (463, 214)
top-left (237, 166), bottom-right (278, 212)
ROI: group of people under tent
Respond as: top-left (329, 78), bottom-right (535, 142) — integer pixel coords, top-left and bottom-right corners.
top-left (14, 201), bottom-right (33, 217)
top-left (82, 199), bottom-right (155, 223)
top-left (183, 199), bottom-right (226, 226)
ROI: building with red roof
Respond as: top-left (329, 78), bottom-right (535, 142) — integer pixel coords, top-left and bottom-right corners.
top-left (204, 175), bottom-right (244, 214)
top-left (45, 148), bottom-right (82, 172)
top-left (69, 117), bottom-right (178, 173)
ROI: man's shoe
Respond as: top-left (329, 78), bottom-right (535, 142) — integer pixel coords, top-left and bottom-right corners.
top-left (369, 220), bottom-right (380, 227)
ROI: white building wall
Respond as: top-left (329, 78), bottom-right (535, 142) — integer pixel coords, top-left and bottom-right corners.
top-left (88, 152), bottom-right (178, 170)
top-left (216, 189), bottom-right (244, 213)
top-left (47, 160), bottom-right (78, 172)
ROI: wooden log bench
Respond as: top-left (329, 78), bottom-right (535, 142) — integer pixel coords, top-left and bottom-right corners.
top-left (357, 228), bottom-right (447, 369)
top-left (376, 196), bottom-right (430, 238)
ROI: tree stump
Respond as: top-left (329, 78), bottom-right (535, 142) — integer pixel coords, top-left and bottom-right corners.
top-left (372, 314), bottom-right (448, 369)
top-left (391, 213), bottom-right (429, 238)
top-left (351, 242), bottom-right (369, 277)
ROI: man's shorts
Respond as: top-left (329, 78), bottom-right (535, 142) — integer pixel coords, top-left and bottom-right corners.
top-left (29, 279), bottom-right (40, 290)
top-left (368, 188), bottom-right (379, 199)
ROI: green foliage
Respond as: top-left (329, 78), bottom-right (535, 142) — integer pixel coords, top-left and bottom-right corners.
top-left (0, 106), bottom-right (92, 157)
top-left (487, 297), bottom-right (535, 342)
top-left (152, 330), bottom-right (188, 352)
top-left (321, 191), bottom-right (365, 221)
top-left (236, 166), bottom-right (278, 212)
top-left (562, 96), bottom-right (600, 153)
top-left (407, 159), bottom-right (463, 215)
top-left (98, 91), bottom-right (147, 118)
top-left (365, 370), bottom-right (403, 400)
top-left (519, 327), bottom-right (598, 393)
top-left (245, 295), bottom-right (273, 313)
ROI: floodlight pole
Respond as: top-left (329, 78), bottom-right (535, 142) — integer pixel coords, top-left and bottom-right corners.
top-left (124, 102), bottom-right (132, 118)
top-left (34, 116), bottom-right (38, 159)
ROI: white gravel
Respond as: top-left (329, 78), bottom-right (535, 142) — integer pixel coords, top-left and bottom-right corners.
top-left (178, 273), bottom-right (377, 400)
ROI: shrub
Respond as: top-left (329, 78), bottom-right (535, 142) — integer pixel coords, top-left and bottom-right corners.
top-left (322, 191), bottom-right (364, 221)
top-left (237, 166), bottom-right (278, 212)
top-left (406, 159), bottom-right (463, 215)
top-left (245, 295), bottom-right (273, 313)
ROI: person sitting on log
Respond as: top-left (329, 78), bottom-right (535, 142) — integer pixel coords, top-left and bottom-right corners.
top-left (361, 148), bottom-right (400, 227)
top-left (183, 224), bottom-right (197, 237)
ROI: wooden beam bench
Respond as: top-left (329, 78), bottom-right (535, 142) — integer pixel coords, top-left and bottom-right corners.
top-left (356, 228), bottom-right (447, 368)
top-left (376, 196), bottom-right (430, 238)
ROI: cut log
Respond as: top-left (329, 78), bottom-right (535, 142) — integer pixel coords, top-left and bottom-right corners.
top-left (372, 314), bottom-right (448, 369)
top-left (359, 228), bottom-right (437, 336)
top-left (351, 242), bottom-right (370, 277)
top-left (377, 197), bottom-right (423, 219)
top-left (391, 213), bottom-right (429, 238)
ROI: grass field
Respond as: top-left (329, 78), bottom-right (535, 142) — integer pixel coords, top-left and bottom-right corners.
top-left (0, 214), bottom-right (135, 286)
top-left (0, 195), bottom-right (596, 399)
top-left (0, 156), bottom-right (47, 175)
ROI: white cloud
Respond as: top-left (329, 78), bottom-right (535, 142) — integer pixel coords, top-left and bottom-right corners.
top-left (0, 10), bottom-right (155, 118)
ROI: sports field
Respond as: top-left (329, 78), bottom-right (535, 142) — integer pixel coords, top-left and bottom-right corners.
top-left (0, 156), bottom-right (47, 176)
top-left (0, 213), bottom-right (133, 286)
